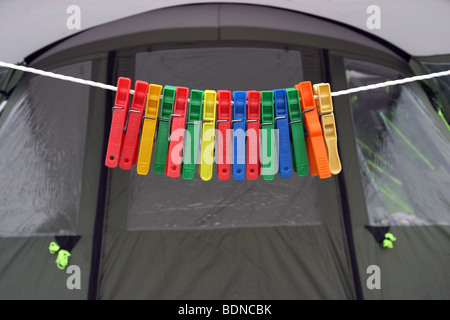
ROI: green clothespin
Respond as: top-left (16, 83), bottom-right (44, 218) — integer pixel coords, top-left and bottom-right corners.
top-left (182, 89), bottom-right (204, 180)
top-left (153, 85), bottom-right (176, 175)
top-left (286, 88), bottom-right (308, 176)
top-left (260, 91), bottom-right (276, 180)
top-left (383, 232), bottom-right (397, 249)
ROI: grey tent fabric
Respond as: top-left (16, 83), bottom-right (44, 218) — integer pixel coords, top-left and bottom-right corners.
top-left (0, 62), bottom-right (91, 237)
top-left (98, 45), bottom-right (353, 299)
top-left (128, 47), bottom-right (321, 231)
top-left (0, 3), bottom-right (449, 301)
top-left (345, 59), bottom-right (450, 226)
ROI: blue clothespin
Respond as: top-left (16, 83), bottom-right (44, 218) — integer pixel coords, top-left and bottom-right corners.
top-left (274, 89), bottom-right (293, 178)
top-left (232, 91), bottom-right (247, 181)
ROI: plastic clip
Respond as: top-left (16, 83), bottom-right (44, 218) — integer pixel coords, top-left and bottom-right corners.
top-left (137, 84), bottom-right (163, 175)
top-left (273, 89), bottom-right (293, 178)
top-left (246, 90), bottom-right (261, 180)
top-left (286, 87), bottom-right (308, 176)
top-left (313, 83), bottom-right (342, 175)
top-left (199, 90), bottom-right (217, 181)
top-left (153, 85), bottom-right (176, 175)
top-left (166, 87), bottom-right (189, 178)
top-left (217, 90), bottom-right (232, 181)
top-left (120, 80), bottom-right (149, 170)
top-left (232, 91), bottom-right (246, 181)
top-left (181, 89), bottom-right (204, 180)
top-left (260, 91), bottom-right (276, 180)
top-left (105, 77), bottom-right (132, 168)
top-left (297, 81), bottom-right (331, 179)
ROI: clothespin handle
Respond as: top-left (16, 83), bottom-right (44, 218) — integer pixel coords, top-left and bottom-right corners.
top-left (297, 81), bottom-right (331, 179)
top-left (181, 89), bottom-right (204, 180)
top-left (286, 87), bottom-right (308, 176)
top-left (153, 85), bottom-right (176, 175)
top-left (273, 89), bottom-right (293, 179)
top-left (105, 77), bottom-right (132, 168)
top-left (232, 91), bottom-right (246, 181)
top-left (246, 90), bottom-right (261, 180)
top-left (137, 84), bottom-right (163, 175)
top-left (313, 83), bottom-right (342, 175)
top-left (260, 90), bottom-right (276, 180)
top-left (199, 90), bottom-right (217, 181)
top-left (217, 90), bottom-right (232, 181)
top-left (166, 87), bottom-right (189, 178)
top-left (120, 80), bottom-right (149, 170)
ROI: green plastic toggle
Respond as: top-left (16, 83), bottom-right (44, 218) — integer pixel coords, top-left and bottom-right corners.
top-left (383, 239), bottom-right (394, 248)
top-left (383, 232), bottom-right (397, 249)
top-left (49, 241), bottom-right (60, 255)
top-left (153, 85), bottom-right (176, 175)
top-left (286, 88), bottom-right (308, 176)
top-left (181, 89), bottom-right (204, 180)
top-left (260, 91), bottom-right (276, 180)
top-left (56, 249), bottom-right (71, 270)
top-left (385, 232), bottom-right (397, 242)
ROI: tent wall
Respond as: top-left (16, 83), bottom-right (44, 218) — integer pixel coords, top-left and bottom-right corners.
top-left (329, 53), bottom-right (450, 299)
top-left (94, 40), bottom-right (356, 299)
top-left (0, 55), bottom-right (109, 299)
top-left (1, 4), bottom-right (448, 300)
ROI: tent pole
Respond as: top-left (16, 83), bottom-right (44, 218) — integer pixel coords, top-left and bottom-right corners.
top-left (87, 51), bottom-right (117, 300)
top-left (323, 50), bottom-right (364, 300)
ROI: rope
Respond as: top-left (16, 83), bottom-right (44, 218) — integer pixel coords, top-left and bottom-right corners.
top-left (1, 60), bottom-right (450, 97)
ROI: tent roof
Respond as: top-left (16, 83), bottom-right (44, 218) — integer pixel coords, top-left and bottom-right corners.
top-left (1, 0), bottom-right (449, 63)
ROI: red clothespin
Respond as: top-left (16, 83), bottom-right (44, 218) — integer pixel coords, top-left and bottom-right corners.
top-left (105, 77), bottom-right (132, 168)
top-left (120, 80), bottom-right (149, 170)
top-left (297, 81), bottom-right (331, 179)
top-left (246, 90), bottom-right (261, 180)
top-left (166, 86), bottom-right (189, 178)
top-left (217, 90), bottom-right (232, 180)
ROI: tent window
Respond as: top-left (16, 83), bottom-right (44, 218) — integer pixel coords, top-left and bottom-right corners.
top-left (127, 47), bottom-right (321, 230)
top-left (420, 61), bottom-right (450, 125)
top-left (345, 59), bottom-right (450, 226)
top-left (0, 62), bottom-right (92, 237)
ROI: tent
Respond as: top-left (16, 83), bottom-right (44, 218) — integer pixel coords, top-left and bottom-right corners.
top-left (0, 1), bottom-right (449, 300)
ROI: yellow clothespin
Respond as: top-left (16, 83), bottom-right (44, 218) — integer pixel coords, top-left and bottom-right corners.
top-left (199, 90), bottom-right (217, 181)
top-left (313, 83), bottom-right (342, 175)
top-left (137, 84), bottom-right (163, 175)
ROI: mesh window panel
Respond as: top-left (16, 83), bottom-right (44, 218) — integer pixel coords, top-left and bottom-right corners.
top-left (0, 62), bottom-right (91, 236)
top-left (345, 59), bottom-right (450, 226)
top-left (127, 47), bottom-right (323, 230)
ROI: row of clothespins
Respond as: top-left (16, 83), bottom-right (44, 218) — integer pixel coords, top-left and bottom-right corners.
top-left (105, 77), bottom-right (342, 181)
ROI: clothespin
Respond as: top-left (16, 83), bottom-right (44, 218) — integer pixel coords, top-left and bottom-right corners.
top-left (232, 91), bottom-right (246, 181)
top-left (105, 77), bottom-right (132, 168)
top-left (166, 87), bottom-right (189, 178)
top-left (137, 84), bottom-right (163, 175)
top-left (217, 90), bottom-right (232, 181)
top-left (286, 87), bottom-right (308, 176)
top-left (120, 80), bottom-right (149, 170)
top-left (153, 85), bottom-right (176, 175)
top-left (313, 83), bottom-right (342, 175)
top-left (199, 90), bottom-right (217, 181)
top-left (246, 90), bottom-right (261, 180)
top-left (297, 81), bottom-right (331, 179)
top-left (260, 91), bottom-right (276, 180)
top-left (181, 89), bottom-right (204, 180)
top-left (273, 89), bottom-right (293, 178)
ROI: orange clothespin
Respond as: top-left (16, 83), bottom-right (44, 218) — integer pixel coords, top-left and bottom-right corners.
top-left (297, 81), bottom-right (331, 179)
top-left (313, 83), bottom-right (341, 175)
